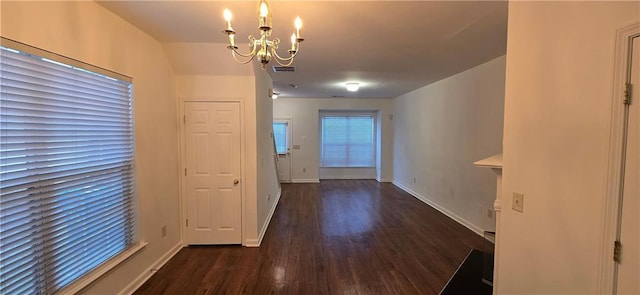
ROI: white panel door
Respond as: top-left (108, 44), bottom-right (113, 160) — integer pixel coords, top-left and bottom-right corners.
top-left (185, 102), bottom-right (242, 245)
top-left (617, 35), bottom-right (639, 294)
top-left (277, 153), bottom-right (291, 183)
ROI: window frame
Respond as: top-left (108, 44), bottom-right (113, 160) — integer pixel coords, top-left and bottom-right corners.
top-left (0, 37), bottom-right (144, 295)
top-left (319, 112), bottom-right (377, 168)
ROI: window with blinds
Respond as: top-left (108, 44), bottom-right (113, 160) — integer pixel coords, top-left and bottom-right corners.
top-left (320, 115), bottom-right (375, 167)
top-left (0, 40), bottom-right (136, 294)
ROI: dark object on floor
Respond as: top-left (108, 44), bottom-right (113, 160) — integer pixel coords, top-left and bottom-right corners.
top-left (440, 249), bottom-right (493, 295)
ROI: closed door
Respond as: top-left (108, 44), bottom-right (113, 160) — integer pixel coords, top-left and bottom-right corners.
top-left (617, 35), bottom-right (639, 294)
top-left (273, 119), bottom-right (291, 182)
top-left (184, 102), bottom-right (242, 245)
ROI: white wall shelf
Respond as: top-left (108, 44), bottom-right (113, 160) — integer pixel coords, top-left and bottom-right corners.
top-left (474, 153), bottom-right (503, 169)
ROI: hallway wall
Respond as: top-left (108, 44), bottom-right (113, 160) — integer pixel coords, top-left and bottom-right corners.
top-left (392, 56), bottom-right (506, 234)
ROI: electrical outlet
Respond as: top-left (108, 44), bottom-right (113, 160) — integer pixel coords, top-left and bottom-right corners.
top-left (161, 225), bottom-right (167, 237)
top-left (487, 209), bottom-right (494, 219)
top-left (512, 193), bottom-right (524, 213)
top-left (303, 168), bottom-right (306, 173)
top-left (268, 194), bottom-right (271, 202)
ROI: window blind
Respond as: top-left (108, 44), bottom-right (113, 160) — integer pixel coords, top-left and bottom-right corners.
top-left (0, 42), bottom-right (135, 294)
top-left (320, 115), bottom-right (375, 167)
top-left (273, 122), bottom-right (287, 154)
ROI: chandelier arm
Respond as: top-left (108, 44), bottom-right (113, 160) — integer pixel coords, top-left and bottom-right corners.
top-left (270, 45), bottom-right (298, 62)
top-left (231, 50), bottom-right (256, 64)
top-left (230, 46), bottom-right (257, 58)
top-left (228, 36), bottom-right (257, 58)
top-left (271, 51), bottom-right (297, 62)
top-left (272, 56), bottom-right (295, 67)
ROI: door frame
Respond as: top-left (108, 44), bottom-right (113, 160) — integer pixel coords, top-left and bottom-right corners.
top-left (273, 118), bottom-right (292, 183)
top-left (598, 22), bottom-right (640, 294)
top-left (178, 98), bottom-right (246, 246)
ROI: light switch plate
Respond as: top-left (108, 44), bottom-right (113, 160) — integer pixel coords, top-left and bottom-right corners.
top-left (513, 193), bottom-right (524, 212)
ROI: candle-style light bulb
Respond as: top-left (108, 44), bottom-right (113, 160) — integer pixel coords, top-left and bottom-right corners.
top-left (290, 33), bottom-right (296, 51)
top-left (224, 9), bottom-right (232, 21)
top-left (294, 17), bottom-right (302, 38)
top-left (223, 9), bottom-right (233, 31)
top-left (229, 34), bottom-right (235, 47)
top-left (259, 1), bottom-right (270, 28)
top-left (260, 2), bottom-right (269, 17)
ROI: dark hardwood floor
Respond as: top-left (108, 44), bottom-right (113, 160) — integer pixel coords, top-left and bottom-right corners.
top-left (134, 180), bottom-right (484, 295)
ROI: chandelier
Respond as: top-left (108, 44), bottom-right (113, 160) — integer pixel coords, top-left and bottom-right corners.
top-left (222, 0), bottom-right (304, 69)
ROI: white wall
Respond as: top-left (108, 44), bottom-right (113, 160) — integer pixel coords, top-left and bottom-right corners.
top-left (175, 75), bottom-right (262, 244)
top-left (499, 2), bottom-right (639, 294)
top-left (1, 1), bottom-right (181, 293)
top-left (252, 65), bottom-right (281, 245)
top-left (273, 98), bottom-right (394, 182)
top-left (392, 56), bottom-right (506, 234)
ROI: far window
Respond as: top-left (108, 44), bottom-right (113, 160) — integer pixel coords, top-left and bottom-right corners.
top-left (273, 121), bottom-right (288, 154)
top-left (320, 115), bottom-right (375, 167)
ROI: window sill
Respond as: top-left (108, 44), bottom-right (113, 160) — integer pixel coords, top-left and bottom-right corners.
top-left (59, 241), bottom-right (148, 295)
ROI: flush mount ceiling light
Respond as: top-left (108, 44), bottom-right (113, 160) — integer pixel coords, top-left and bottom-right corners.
top-left (223, 0), bottom-right (305, 69)
top-left (345, 82), bottom-right (360, 92)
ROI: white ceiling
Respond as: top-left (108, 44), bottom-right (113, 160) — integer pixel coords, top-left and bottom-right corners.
top-left (98, 1), bottom-right (508, 98)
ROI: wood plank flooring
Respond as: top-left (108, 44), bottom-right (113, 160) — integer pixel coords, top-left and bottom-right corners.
top-left (134, 180), bottom-right (484, 295)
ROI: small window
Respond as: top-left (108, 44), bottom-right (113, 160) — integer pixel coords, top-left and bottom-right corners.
top-left (0, 40), bottom-right (136, 294)
top-left (273, 121), bottom-right (288, 154)
top-left (320, 115), bottom-right (375, 167)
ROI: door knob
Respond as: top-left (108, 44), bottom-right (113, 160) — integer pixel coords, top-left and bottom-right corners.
top-left (233, 179), bottom-right (240, 185)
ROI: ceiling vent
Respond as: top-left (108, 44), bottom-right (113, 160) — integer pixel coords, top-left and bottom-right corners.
top-left (273, 66), bottom-right (295, 72)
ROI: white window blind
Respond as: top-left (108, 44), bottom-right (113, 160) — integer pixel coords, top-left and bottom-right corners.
top-left (320, 115), bottom-right (375, 167)
top-left (0, 41), bottom-right (136, 294)
top-left (273, 122), bottom-right (287, 154)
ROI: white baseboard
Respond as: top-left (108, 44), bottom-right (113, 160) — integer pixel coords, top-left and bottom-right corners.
top-left (291, 178), bottom-right (320, 183)
top-left (246, 189), bottom-right (282, 247)
top-left (244, 239), bottom-right (259, 247)
top-left (319, 176), bottom-right (376, 180)
top-left (118, 241), bottom-right (183, 295)
top-left (376, 178), bottom-right (392, 183)
top-left (392, 180), bottom-right (484, 236)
